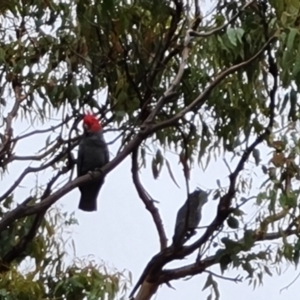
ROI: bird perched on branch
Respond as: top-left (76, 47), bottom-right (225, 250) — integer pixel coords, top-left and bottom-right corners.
top-left (172, 188), bottom-right (208, 247)
top-left (77, 113), bottom-right (109, 212)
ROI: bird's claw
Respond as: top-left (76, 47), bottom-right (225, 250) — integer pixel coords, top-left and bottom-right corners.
top-left (88, 168), bottom-right (103, 178)
top-left (94, 167), bottom-right (104, 174)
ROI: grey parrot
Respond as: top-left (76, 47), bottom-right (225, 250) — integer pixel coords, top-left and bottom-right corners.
top-left (77, 113), bottom-right (109, 212)
top-left (172, 188), bottom-right (208, 247)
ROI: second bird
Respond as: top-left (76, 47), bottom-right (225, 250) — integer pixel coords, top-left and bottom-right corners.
top-left (77, 113), bottom-right (109, 212)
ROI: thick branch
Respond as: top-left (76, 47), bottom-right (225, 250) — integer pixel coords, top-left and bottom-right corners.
top-left (131, 149), bottom-right (168, 250)
top-left (0, 130), bottom-right (147, 231)
top-left (159, 257), bottom-right (218, 283)
top-left (159, 224), bottom-right (298, 283)
top-left (180, 39), bottom-right (278, 257)
top-left (131, 23), bottom-right (279, 299)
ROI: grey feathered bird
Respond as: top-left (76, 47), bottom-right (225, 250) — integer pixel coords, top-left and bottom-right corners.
top-left (172, 188), bottom-right (208, 247)
top-left (77, 113), bottom-right (109, 212)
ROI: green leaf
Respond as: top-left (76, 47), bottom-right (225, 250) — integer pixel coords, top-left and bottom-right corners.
top-left (279, 92), bottom-right (289, 114)
top-left (264, 266), bottom-right (273, 277)
top-left (227, 216), bottom-right (239, 229)
top-left (243, 230), bottom-right (255, 250)
top-left (252, 149), bottom-right (261, 166)
top-left (242, 261), bottom-right (254, 277)
top-left (235, 28), bottom-right (245, 43)
top-left (0, 48), bottom-right (5, 63)
top-left (102, 0), bottom-right (115, 14)
top-left (219, 254), bottom-right (231, 274)
top-left (290, 0), bottom-right (300, 9)
top-left (165, 158), bottom-right (180, 188)
top-left (202, 274), bottom-right (213, 291)
top-left (232, 208), bottom-right (245, 217)
top-left (293, 250), bottom-right (300, 266)
top-left (227, 28), bottom-right (237, 46)
top-left (287, 28), bottom-right (298, 51)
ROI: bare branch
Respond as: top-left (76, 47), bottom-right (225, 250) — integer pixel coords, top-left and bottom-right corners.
top-left (13, 116), bottom-right (72, 142)
top-left (256, 226), bottom-right (298, 242)
top-left (193, 0), bottom-right (202, 26)
top-left (132, 149), bottom-right (168, 250)
top-left (159, 257), bottom-right (215, 283)
top-left (189, 1), bottom-right (255, 38)
top-left (5, 136), bottom-right (64, 163)
top-left (204, 270), bottom-right (242, 283)
top-left (0, 145), bottom-right (70, 203)
top-left (280, 272), bottom-right (300, 293)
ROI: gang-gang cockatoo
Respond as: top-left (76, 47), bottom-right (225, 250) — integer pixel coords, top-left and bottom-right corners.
top-left (77, 113), bottom-right (109, 212)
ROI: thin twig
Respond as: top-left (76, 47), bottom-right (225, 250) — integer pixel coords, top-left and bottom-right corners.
top-left (280, 272), bottom-right (300, 293)
top-left (204, 270), bottom-right (242, 283)
top-left (6, 137), bottom-right (63, 163)
top-left (189, 1), bottom-right (255, 38)
top-left (12, 116), bottom-right (72, 142)
top-left (0, 145), bottom-right (71, 203)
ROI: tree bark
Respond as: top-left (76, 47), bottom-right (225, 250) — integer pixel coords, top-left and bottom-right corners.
top-left (134, 280), bottom-right (159, 300)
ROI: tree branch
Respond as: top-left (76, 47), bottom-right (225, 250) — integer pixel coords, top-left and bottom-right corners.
top-left (153, 35), bottom-right (277, 132)
top-left (158, 222), bottom-right (299, 284)
top-left (144, 27), bottom-right (193, 125)
top-left (0, 143), bottom-right (72, 203)
top-left (12, 116), bottom-right (73, 142)
top-left (158, 257), bottom-right (215, 283)
top-left (130, 18), bottom-right (279, 297)
top-left (0, 167), bottom-right (70, 270)
top-left (180, 34), bottom-right (278, 258)
top-left (189, 1), bottom-right (255, 38)
top-left (0, 129), bottom-right (147, 231)
top-left (131, 149), bottom-right (168, 250)
top-left (5, 136), bottom-right (64, 164)
top-left (142, 0), bottom-right (183, 100)
top-left (0, 80), bottom-right (29, 167)
top-left (204, 270), bottom-right (242, 283)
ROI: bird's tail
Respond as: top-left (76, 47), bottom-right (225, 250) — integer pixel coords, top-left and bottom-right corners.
top-left (78, 181), bottom-right (103, 212)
